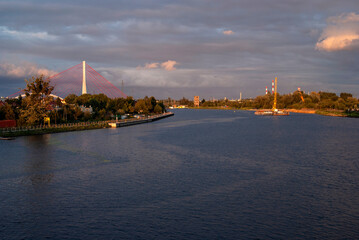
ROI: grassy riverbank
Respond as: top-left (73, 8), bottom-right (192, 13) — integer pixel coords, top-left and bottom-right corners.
top-left (314, 109), bottom-right (347, 117)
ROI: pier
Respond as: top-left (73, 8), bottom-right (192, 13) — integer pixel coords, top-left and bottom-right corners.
top-left (108, 112), bottom-right (174, 128)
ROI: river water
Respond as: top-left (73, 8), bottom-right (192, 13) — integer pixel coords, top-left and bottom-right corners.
top-left (1, 109), bottom-right (359, 239)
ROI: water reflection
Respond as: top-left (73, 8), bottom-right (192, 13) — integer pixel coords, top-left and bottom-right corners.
top-left (1, 110), bottom-right (359, 239)
top-left (23, 135), bottom-right (54, 187)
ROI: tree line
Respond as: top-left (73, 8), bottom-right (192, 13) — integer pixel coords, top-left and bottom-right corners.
top-left (176, 91), bottom-right (359, 111)
top-left (0, 75), bottom-right (166, 126)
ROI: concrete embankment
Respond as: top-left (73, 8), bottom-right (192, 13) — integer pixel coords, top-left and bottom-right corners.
top-left (0, 122), bottom-right (109, 138)
top-left (0, 112), bottom-right (174, 138)
top-left (108, 112), bottom-right (174, 128)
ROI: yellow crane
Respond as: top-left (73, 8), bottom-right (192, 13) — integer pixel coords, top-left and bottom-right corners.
top-left (255, 77), bottom-right (289, 115)
top-left (272, 77), bottom-right (277, 110)
top-left (298, 88), bottom-right (305, 103)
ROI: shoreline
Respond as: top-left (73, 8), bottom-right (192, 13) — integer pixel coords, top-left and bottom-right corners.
top-left (0, 112), bottom-right (174, 138)
top-left (186, 107), bottom-right (356, 117)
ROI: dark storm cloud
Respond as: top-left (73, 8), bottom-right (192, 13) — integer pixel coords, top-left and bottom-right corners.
top-left (0, 0), bottom-right (359, 98)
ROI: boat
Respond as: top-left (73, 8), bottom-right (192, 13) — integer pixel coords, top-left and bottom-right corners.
top-left (255, 109), bottom-right (289, 116)
top-left (272, 109), bottom-right (289, 115)
top-left (0, 137), bottom-right (15, 140)
top-left (255, 110), bottom-right (275, 115)
top-left (255, 77), bottom-right (289, 116)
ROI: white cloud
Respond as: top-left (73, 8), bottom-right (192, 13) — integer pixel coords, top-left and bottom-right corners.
top-left (137, 60), bottom-right (178, 71)
top-left (0, 26), bottom-right (58, 41)
top-left (161, 60), bottom-right (177, 71)
top-left (223, 30), bottom-right (234, 35)
top-left (316, 12), bottom-right (359, 52)
top-left (136, 62), bottom-right (160, 70)
top-left (0, 62), bottom-right (57, 78)
top-left (316, 35), bottom-right (359, 51)
top-left (145, 62), bottom-right (160, 69)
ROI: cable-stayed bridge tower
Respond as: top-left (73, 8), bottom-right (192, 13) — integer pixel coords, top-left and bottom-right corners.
top-left (8, 61), bottom-right (127, 99)
top-left (82, 61), bottom-right (87, 95)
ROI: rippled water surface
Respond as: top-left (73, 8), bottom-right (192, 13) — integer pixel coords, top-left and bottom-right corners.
top-left (1, 109), bottom-right (359, 239)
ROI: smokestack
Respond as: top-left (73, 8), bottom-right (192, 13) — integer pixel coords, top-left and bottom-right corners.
top-left (272, 80), bottom-right (274, 93)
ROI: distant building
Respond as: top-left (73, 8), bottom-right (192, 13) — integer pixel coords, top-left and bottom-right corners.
top-left (194, 96), bottom-right (200, 107)
top-left (80, 105), bottom-right (93, 114)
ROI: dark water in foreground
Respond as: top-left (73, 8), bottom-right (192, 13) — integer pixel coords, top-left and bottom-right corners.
top-left (1, 109), bottom-right (359, 239)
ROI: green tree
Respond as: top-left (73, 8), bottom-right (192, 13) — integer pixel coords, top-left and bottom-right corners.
top-left (113, 98), bottom-right (126, 112)
top-left (335, 98), bottom-right (346, 110)
top-left (340, 93), bottom-right (352, 101)
top-left (319, 91), bottom-right (338, 101)
top-left (20, 75), bottom-right (54, 126)
top-left (253, 95), bottom-right (272, 109)
top-left (179, 97), bottom-right (192, 106)
top-left (49, 109), bottom-right (61, 124)
top-left (134, 99), bottom-right (149, 115)
top-left (344, 97), bottom-right (359, 109)
top-left (154, 104), bottom-right (163, 113)
top-left (83, 111), bottom-right (92, 121)
top-left (106, 98), bottom-right (116, 114)
top-left (158, 102), bottom-right (166, 112)
top-left (55, 97), bottom-right (63, 107)
top-left (75, 94), bottom-right (92, 106)
top-left (0, 104), bottom-right (5, 120)
top-left (117, 108), bottom-right (125, 116)
top-left (92, 93), bottom-right (109, 110)
top-left (318, 99), bottom-right (335, 109)
top-left (72, 106), bottom-right (83, 121)
top-left (3, 103), bottom-right (16, 120)
top-left (88, 98), bottom-right (100, 111)
top-left (64, 94), bottom-right (77, 104)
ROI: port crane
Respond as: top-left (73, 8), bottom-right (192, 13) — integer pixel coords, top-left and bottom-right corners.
top-left (255, 77), bottom-right (289, 116)
top-left (297, 88), bottom-right (305, 103)
top-left (272, 77), bottom-right (278, 110)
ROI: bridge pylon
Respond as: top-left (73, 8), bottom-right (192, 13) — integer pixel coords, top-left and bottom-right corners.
top-left (82, 60), bottom-right (87, 95)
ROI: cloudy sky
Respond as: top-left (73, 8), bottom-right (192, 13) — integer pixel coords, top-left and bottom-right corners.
top-left (0, 0), bottom-right (359, 99)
